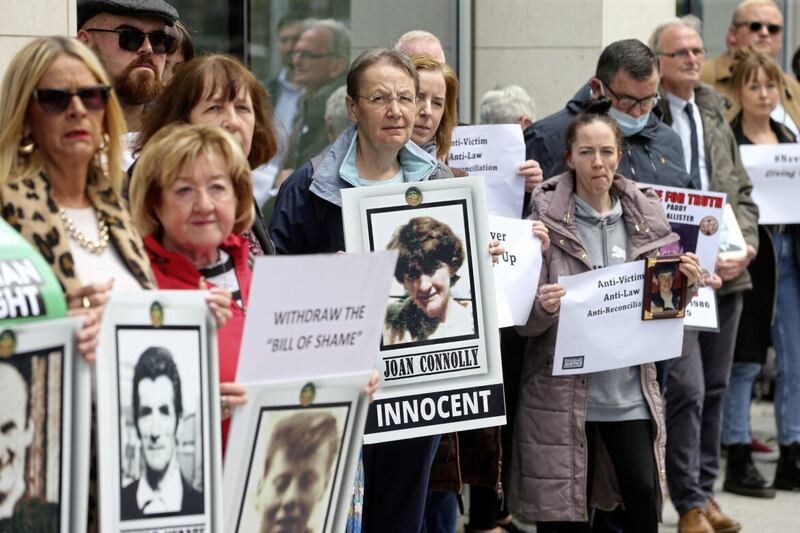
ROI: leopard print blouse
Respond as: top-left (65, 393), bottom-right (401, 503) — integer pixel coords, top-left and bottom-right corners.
top-left (0, 171), bottom-right (156, 291)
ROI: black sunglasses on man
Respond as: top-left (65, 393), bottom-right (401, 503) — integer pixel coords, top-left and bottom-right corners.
top-left (735, 20), bottom-right (783, 35)
top-left (85, 27), bottom-right (177, 55)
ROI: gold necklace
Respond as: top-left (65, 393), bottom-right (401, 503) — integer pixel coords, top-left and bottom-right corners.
top-left (58, 208), bottom-right (109, 254)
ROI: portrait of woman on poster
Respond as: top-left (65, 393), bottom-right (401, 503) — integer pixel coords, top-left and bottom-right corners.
top-left (383, 216), bottom-right (475, 346)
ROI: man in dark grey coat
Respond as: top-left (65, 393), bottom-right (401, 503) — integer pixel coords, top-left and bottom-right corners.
top-left (651, 16), bottom-right (762, 533)
top-left (524, 39), bottom-right (692, 190)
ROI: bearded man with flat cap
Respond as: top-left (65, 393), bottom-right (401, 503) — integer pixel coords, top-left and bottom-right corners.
top-left (77, 0), bottom-right (180, 167)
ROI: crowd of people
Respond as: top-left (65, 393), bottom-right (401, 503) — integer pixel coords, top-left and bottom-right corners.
top-left (0, 0), bottom-right (798, 532)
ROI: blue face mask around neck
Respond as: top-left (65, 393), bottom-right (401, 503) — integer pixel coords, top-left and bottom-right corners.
top-left (608, 106), bottom-right (650, 137)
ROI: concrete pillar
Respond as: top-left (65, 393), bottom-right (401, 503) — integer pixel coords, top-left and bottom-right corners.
top-left (0, 0), bottom-right (76, 77)
top-left (472, 0), bottom-right (674, 119)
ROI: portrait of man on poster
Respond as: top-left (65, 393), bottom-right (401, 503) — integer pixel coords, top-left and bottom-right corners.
top-left (120, 346), bottom-right (203, 519)
top-left (0, 358), bottom-right (59, 531)
top-left (650, 263), bottom-right (683, 314)
top-left (254, 411), bottom-right (339, 533)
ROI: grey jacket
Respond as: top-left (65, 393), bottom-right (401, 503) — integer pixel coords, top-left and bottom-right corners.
top-left (658, 83), bottom-right (759, 295)
top-left (508, 171), bottom-right (677, 523)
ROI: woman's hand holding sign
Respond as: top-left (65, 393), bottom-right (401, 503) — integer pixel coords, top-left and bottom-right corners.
top-left (539, 283), bottom-right (566, 314)
top-left (678, 252), bottom-right (703, 288)
top-left (532, 220), bottom-right (550, 251)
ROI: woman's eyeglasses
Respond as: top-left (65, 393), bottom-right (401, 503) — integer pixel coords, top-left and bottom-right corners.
top-left (735, 21), bottom-right (783, 35)
top-left (32, 86), bottom-right (111, 113)
top-left (85, 28), bottom-right (177, 55)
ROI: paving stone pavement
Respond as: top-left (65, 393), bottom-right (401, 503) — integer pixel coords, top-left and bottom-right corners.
top-left (457, 401), bottom-right (800, 532)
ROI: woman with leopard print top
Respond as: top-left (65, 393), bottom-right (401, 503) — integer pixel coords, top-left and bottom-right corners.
top-left (0, 36), bottom-right (158, 361)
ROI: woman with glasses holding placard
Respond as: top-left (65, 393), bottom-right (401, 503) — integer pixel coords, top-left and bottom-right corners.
top-left (269, 48), bottom-right (456, 533)
top-left (0, 37), bottom-right (158, 361)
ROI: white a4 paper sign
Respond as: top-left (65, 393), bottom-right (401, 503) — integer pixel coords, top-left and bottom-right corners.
top-left (553, 261), bottom-right (684, 375)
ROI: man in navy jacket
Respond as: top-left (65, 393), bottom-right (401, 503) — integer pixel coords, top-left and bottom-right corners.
top-left (524, 39), bottom-right (692, 191)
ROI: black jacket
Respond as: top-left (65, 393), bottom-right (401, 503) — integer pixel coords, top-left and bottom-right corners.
top-left (120, 477), bottom-right (203, 520)
top-left (524, 84), bottom-right (693, 189)
top-left (269, 126), bottom-right (453, 255)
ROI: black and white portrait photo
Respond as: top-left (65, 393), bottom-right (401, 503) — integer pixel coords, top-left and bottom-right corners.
top-left (0, 350), bottom-right (63, 532)
top-left (117, 328), bottom-right (205, 521)
top-left (367, 202), bottom-right (479, 349)
top-left (236, 406), bottom-right (349, 533)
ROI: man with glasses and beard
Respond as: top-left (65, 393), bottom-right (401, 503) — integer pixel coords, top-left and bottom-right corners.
top-left (120, 346), bottom-right (203, 519)
top-left (702, 0), bottom-right (800, 135)
top-left (76, 0), bottom-right (179, 168)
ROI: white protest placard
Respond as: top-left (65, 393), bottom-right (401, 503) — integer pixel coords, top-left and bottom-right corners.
top-left (684, 286), bottom-right (718, 329)
top-left (489, 215), bottom-right (542, 326)
top-left (224, 373), bottom-right (369, 533)
top-left (449, 124), bottom-right (525, 218)
top-left (651, 185), bottom-right (726, 332)
top-left (237, 252), bottom-right (397, 383)
top-left (342, 178), bottom-right (506, 443)
top-left (739, 144), bottom-right (800, 224)
top-left (553, 261), bottom-right (684, 375)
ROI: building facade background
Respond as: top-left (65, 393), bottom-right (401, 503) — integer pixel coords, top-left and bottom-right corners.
top-left (3, 1), bottom-right (800, 127)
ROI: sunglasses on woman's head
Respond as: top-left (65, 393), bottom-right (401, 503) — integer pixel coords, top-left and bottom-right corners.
top-left (86, 27), bottom-right (177, 55)
top-left (32, 86), bottom-right (111, 113)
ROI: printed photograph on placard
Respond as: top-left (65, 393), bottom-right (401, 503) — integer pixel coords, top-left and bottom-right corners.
top-left (366, 201), bottom-right (479, 350)
top-left (642, 256), bottom-right (688, 320)
top-left (0, 318), bottom-right (84, 533)
top-left (0, 348), bottom-right (62, 530)
top-left (234, 404), bottom-right (351, 533)
top-left (341, 178), bottom-right (506, 442)
top-left (664, 222), bottom-right (699, 255)
top-left (116, 326), bottom-right (205, 521)
top-left (699, 215), bottom-right (720, 237)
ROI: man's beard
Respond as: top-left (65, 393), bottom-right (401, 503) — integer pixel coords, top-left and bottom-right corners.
top-left (114, 55), bottom-right (163, 106)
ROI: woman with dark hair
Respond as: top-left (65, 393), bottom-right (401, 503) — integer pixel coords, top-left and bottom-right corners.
top-left (384, 216), bottom-right (473, 345)
top-left (136, 54), bottom-right (278, 255)
top-left (509, 101), bottom-right (701, 533)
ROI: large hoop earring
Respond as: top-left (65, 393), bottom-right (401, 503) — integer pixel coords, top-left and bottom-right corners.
top-left (17, 135), bottom-right (35, 156)
top-left (93, 133), bottom-right (111, 176)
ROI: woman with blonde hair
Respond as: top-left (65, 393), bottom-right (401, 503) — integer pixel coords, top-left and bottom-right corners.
top-left (131, 123), bottom-right (258, 447)
top-left (0, 36), bottom-right (156, 359)
top-left (722, 46), bottom-right (800, 495)
top-left (409, 54), bottom-right (459, 162)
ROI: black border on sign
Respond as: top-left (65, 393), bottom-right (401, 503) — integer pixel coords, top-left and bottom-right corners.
top-left (115, 325), bottom-right (205, 524)
top-left (366, 199), bottom-right (480, 350)
top-left (234, 401), bottom-right (353, 533)
top-left (642, 256), bottom-right (688, 320)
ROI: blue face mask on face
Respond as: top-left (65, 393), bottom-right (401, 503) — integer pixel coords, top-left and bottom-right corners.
top-left (597, 83), bottom-right (650, 137)
top-left (607, 106), bottom-right (650, 137)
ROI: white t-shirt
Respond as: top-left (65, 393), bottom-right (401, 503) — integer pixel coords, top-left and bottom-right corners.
top-left (62, 207), bottom-right (142, 292)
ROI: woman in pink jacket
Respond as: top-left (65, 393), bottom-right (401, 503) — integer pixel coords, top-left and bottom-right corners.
top-left (509, 101), bottom-right (702, 533)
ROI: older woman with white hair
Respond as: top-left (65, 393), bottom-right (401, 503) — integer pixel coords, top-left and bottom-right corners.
top-left (479, 84), bottom-right (537, 130)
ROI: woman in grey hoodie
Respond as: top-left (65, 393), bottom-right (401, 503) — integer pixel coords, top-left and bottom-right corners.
top-left (508, 102), bottom-right (702, 533)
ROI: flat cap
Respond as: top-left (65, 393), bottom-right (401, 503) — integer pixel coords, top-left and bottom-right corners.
top-left (77, 0), bottom-right (179, 28)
